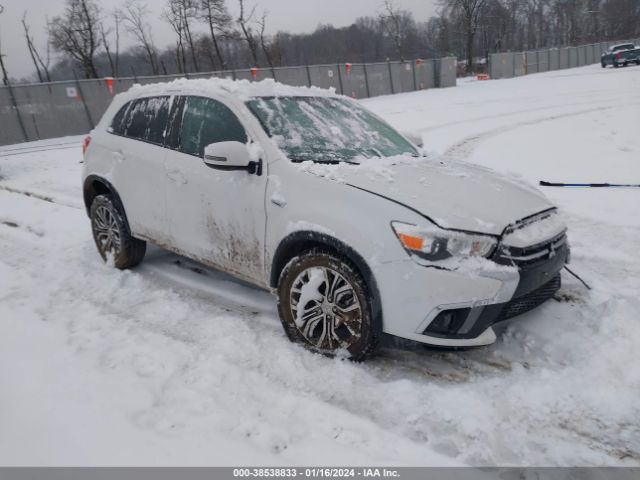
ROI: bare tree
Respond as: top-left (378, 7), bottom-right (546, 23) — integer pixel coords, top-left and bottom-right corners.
top-left (199, 0), bottom-right (232, 69)
top-left (440, 0), bottom-right (487, 73)
top-left (182, 0), bottom-right (200, 72)
top-left (42, 19), bottom-right (54, 79)
top-left (23, 13), bottom-right (43, 81)
top-left (122, 0), bottom-right (159, 75)
top-left (0, 3), bottom-right (10, 85)
top-left (237, 0), bottom-right (259, 66)
top-left (22, 12), bottom-right (51, 82)
top-left (164, 0), bottom-right (200, 72)
top-left (258, 11), bottom-right (275, 68)
top-left (49, 0), bottom-right (102, 79)
top-left (100, 10), bottom-right (121, 77)
top-left (379, 0), bottom-right (414, 61)
top-left (163, 0), bottom-right (188, 73)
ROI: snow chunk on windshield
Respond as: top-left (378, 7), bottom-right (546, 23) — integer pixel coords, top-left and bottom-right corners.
top-left (247, 96), bottom-right (419, 164)
top-left (296, 155), bottom-right (427, 184)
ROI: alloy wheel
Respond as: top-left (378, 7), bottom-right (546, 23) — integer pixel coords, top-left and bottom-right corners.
top-left (289, 266), bottom-right (364, 351)
top-left (92, 205), bottom-right (122, 257)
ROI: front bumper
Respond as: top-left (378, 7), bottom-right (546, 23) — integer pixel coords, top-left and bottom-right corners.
top-left (377, 233), bottom-right (569, 348)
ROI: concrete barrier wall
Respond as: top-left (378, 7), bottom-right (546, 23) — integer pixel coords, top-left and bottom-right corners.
top-left (490, 37), bottom-right (639, 81)
top-left (0, 57), bottom-right (457, 147)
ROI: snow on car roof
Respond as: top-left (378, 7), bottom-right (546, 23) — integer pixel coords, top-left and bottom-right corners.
top-left (610, 43), bottom-right (635, 49)
top-left (127, 77), bottom-right (338, 101)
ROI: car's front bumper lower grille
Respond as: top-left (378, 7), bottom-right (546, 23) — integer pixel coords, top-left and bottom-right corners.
top-left (496, 274), bottom-right (561, 322)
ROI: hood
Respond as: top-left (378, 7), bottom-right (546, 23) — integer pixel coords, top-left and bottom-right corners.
top-left (299, 157), bottom-right (554, 236)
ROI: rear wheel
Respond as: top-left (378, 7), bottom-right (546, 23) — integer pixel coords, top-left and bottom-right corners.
top-left (277, 250), bottom-right (378, 360)
top-left (90, 194), bottom-right (146, 270)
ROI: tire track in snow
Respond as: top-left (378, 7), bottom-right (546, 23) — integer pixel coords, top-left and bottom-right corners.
top-left (416, 94), bottom-right (632, 133)
top-left (441, 102), bottom-right (640, 162)
top-left (0, 184), bottom-right (82, 210)
top-left (0, 144), bottom-right (80, 158)
top-left (0, 139), bottom-right (81, 154)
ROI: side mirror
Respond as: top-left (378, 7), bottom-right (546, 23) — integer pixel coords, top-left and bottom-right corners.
top-left (402, 130), bottom-right (424, 148)
top-left (203, 141), bottom-right (261, 174)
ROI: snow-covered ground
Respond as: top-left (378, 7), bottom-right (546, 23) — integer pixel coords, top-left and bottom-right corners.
top-left (1, 64), bottom-right (639, 466)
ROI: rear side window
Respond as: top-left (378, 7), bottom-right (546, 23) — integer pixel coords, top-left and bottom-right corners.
top-left (110, 96), bottom-right (171, 145)
top-left (176, 96), bottom-right (247, 157)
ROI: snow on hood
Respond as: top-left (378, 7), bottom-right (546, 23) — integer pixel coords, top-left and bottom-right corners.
top-left (297, 155), bottom-right (554, 236)
top-left (127, 77), bottom-right (337, 101)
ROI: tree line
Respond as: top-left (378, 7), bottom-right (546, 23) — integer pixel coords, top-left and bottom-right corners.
top-left (0, 0), bottom-right (639, 84)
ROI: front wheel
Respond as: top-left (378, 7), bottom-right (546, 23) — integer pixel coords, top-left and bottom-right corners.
top-left (601, 62), bottom-right (606, 68)
top-left (90, 194), bottom-right (146, 270)
top-left (277, 250), bottom-right (378, 360)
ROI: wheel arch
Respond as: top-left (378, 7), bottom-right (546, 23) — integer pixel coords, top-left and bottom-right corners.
top-left (270, 231), bottom-right (383, 328)
top-left (83, 175), bottom-right (131, 230)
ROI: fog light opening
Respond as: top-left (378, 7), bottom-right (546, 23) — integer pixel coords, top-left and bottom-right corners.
top-left (424, 308), bottom-right (471, 336)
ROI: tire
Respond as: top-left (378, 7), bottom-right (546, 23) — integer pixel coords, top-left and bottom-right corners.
top-left (614, 63), bottom-right (620, 68)
top-left (90, 194), bottom-right (146, 270)
top-left (601, 62), bottom-right (606, 68)
top-left (277, 249), bottom-right (379, 360)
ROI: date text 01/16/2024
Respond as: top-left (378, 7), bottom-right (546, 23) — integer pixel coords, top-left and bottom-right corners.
top-left (232, 468), bottom-right (400, 478)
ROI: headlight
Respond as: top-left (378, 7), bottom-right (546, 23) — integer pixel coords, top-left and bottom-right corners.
top-left (391, 221), bottom-right (497, 263)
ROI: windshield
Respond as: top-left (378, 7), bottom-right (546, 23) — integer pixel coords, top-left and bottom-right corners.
top-left (246, 96), bottom-right (419, 163)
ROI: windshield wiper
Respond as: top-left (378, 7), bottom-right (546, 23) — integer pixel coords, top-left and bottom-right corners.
top-left (289, 157), bottom-right (360, 165)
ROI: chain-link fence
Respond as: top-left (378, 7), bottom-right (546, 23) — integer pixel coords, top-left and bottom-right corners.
top-left (489, 38), bottom-right (640, 80)
top-left (0, 57), bottom-right (456, 147)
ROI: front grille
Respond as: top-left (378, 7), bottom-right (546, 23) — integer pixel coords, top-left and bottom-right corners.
top-left (497, 274), bottom-right (561, 322)
top-left (495, 232), bottom-right (567, 268)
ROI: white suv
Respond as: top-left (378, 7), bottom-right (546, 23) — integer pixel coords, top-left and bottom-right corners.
top-left (82, 78), bottom-right (569, 360)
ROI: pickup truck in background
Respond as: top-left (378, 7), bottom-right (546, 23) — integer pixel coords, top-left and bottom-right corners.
top-left (601, 43), bottom-right (640, 68)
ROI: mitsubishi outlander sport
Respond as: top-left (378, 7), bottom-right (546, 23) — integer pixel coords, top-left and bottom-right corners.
top-left (82, 78), bottom-right (570, 360)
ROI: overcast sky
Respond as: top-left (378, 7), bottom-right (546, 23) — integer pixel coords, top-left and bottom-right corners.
top-left (0, 0), bottom-right (438, 79)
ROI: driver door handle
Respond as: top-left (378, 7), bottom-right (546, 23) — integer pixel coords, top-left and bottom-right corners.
top-left (166, 170), bottom-right (188, 185)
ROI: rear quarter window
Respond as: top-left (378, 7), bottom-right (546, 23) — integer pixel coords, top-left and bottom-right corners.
top-left (109, 96), bottom-right (172, 145)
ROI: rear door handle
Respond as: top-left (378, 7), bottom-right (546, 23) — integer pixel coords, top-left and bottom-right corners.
top-left (166, 170), bottom-right (188, 185)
